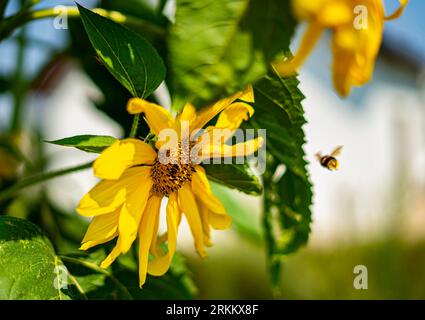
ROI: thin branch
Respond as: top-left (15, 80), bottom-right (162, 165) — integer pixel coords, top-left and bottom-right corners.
top-left (129, 114), bottom-right (141, 138)
top-left (0, 161), bottom-right (93, 204)
top-left (0, 6), bottom-right (166, 42)
top-left (59, 255), bottom-right (134, 300)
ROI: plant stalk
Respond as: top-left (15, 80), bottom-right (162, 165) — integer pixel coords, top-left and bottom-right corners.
top-left (0, 6), bottom-right (166, 42)
top-left (0, 161), bottom-right (93, 204)
top-left (129, 114), bottom-right (140, 138)
top-left (10, 24), bottom-right (26, 132)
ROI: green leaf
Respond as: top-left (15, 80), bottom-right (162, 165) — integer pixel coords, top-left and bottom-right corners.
top-left (113, 253), bottom-right (197, 299)
top-left (250, 70), bottom-right (313, 284)
top-left (60, 251), bottom-right (135, 300)
top-left (61, 250), bottom-right (196, 300)
top-left (46, 135), bottom-right (117, 153)
top-left (77, 4), bottom-right (166, 98)
top-left (203, 163), bottom-right (262, 195)
top-left (241, 0), bottom-right (295, 60)
top-left (67, 20), bottom-right (141, 137)
top-left (168, 0), bottom-right (295, 108)
top-left (0, 216), bottom-right (71, 299)
top-left (0, 216), bottom-right (196, 299)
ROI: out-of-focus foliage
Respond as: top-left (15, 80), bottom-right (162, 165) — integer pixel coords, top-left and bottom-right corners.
top-left (189, 237), bottom-right (425, 299)
top-left (169, 0), bottom-right (296, 108)
top-left (0, 75), bottom-right (9, 92)
top-left (78, 4), bottom-right (166, 98)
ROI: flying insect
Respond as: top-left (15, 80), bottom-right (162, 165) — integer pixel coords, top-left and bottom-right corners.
top-left (316, 146), bottom-right (343, 171)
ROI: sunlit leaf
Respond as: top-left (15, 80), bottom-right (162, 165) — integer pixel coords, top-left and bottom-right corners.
top-left (46, 135), bottom-right (117, 153)
top-left (169, 0), bottom-right (295, 108)
top-left (0, 216), bottom-right (72, 299)
top-left (0, 216), bottom-right (196, 300)
top-left (203, 163), bottom-right (262, 195)
top-left (77, 4), bottom-right (166, 98)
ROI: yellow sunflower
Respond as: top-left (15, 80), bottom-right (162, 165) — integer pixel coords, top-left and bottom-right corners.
top-left (77, 86), bottom-right (262, 286)
top-left (274, 0), bottom-right (408, 96)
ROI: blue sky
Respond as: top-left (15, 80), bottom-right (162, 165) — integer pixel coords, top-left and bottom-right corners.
top-left (385, 0), bottom-right (425, 64)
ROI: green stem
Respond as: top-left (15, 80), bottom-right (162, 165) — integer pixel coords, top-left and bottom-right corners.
top-left (0, 140), bottom-right (34, 170)
top-left (59, 255), bottom-right (133, 300)
top-left (0, 6), bottom-right (166, 42)
top-left (143, 132), bottom-right (155, 143)
top-left (0, 161), bottom-right (93, 204)
top-left (10, 23), bottom-right (26, 131)
top-left (129, 114), bottom-right (140, 138)
top-left (54, 255), bottom-right (88, 300)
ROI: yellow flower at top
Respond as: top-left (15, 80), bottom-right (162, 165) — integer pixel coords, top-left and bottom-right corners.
top-left (77, 87), bottom-right (263, 287)
top-left (274, 0), bottom-right (408, 96)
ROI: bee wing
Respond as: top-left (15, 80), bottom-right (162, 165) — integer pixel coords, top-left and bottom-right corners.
top-left (315, 151), bottom-right (322, 162)
top-left (330, 145), bottom-right (343, 157)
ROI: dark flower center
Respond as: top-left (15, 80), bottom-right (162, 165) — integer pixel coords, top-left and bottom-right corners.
top-left (150, 143), bottom-right (196, 196)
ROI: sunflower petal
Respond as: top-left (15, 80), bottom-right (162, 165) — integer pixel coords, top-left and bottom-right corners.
top-left (385, 0), bottom-right (408, 20)
top-left (178, 184), bottom-right (206, 257)
top-left (149, 202), bottom-right (162, 258)
top-left (201, 137), bottom-right (263, 160)
top-left (179, 102), bottom-right (197, 123)
top-left (209, 212), bottom-right (232, 230)
top-left (94, 138), bottom-right (156, 180)
top-left (191, 86), bottom-right (254, 130)
top-left (207, 102), bottom-right (254, 143)
top-left (127, 98), bottom-right (174, 135)
top-left (318, 1), bottom-right (352, 26)
top-left (91, 169), bottom-right (153, 268)
top-left (192, 167), bottom-right (232, 231)
top-left (197, 199), bottom-right (213, 246)
top-left (191, 167), bottom-right (226, 214)
top-left (100, 237), bottom-right (123, 268)
top-left (274, 21), bottom-right (324, 76)
top-left (118, 167), bottom-right (152, 253)
top-left (148, 192), bottom-right (181, 276)
top-left (76, 167), bottom-right (149, 217)
top-left (118, 198), bottom-right (149, 255)
top-left (214, 102), bottom-right (254, 131)
top-left (175, 103), bottom-right (197, 140)
top-left (138, 195), bottom-right (162, 287)
top-left (80, 210), bottom-right (119, 250)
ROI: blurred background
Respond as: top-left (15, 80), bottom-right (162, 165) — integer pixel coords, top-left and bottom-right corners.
top-left (0, 0), bottom-right (424, 299)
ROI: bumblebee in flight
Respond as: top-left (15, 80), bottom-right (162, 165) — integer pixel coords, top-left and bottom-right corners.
top-left (316, 146), bottom-right (343, 171)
